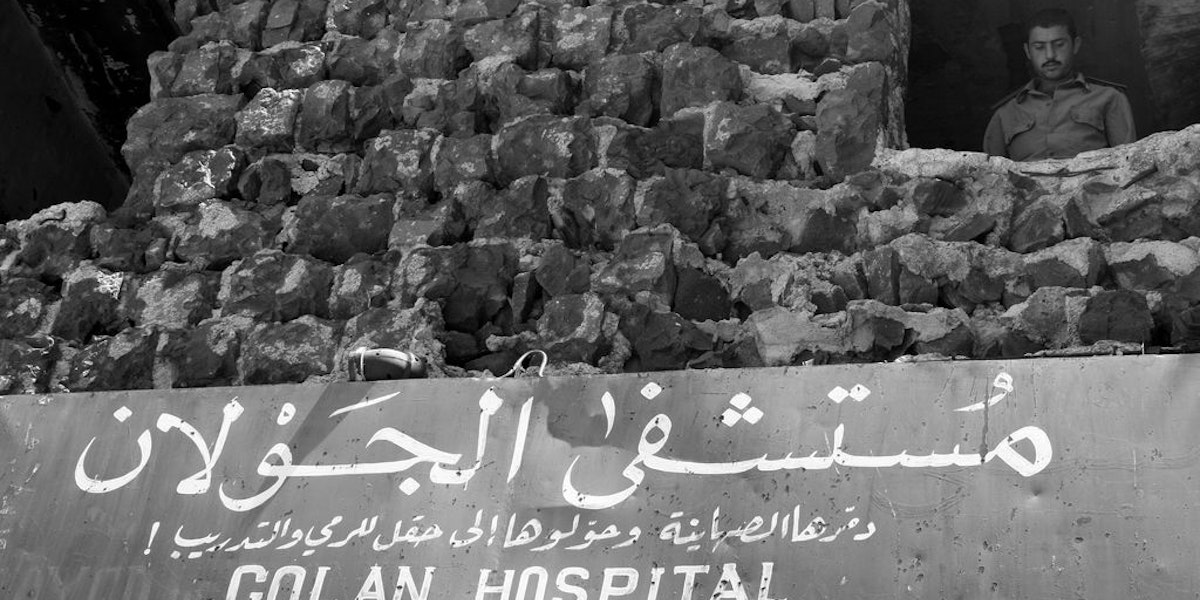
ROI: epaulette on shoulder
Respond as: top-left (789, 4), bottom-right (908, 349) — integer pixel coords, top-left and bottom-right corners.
top-left (990, 87), bottom-right (1025, 112)
top-left (1084, 75), bottom-right (1128, 91)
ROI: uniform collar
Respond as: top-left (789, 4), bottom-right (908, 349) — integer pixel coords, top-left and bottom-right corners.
top-left (1018, 72), bottom-right (1088, 100)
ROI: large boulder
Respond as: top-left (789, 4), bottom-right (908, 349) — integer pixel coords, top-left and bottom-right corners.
top-left (287, 193), bottom-right (395, 262)
top-left (328, 256), bottom-right (392, 319)
top-left (122, 94), bottom-right (245, 174)
top-left (170, 201), bottom-right (274, 269)
top-left (612, 4), bottom-right (701, 54)
top-left (635, 169), bottom-right (726, 243)
top-left (153, 147), bottom-right (246, 212)
top-left (121, 267), bottom-right (220, 328)
top-left (64, 327), bottom-right (159, 392)
top-left (558, 168), bottom-right (637, 251)
top-left (660, 43), bottom-right (742, 117)
top-left (703, 102), bottom-right (795, 179)
top-left (398, 20), bottom-right (469, 79)
top-left (5, 202), bottom-right (107, 280)
top-left (547, 6), bottom-right (614, 68)
top-left (392, 242), bottom-right (519, 333)
top-left (815, 62), bottom-right (887, 180)
top-left (577, 53), bottom-right (659, 127)
top-left (260, 0), bottom-right (328, 47)
top-left (50, 263), bottom-right (128, 342)
top-left (295, 79), bottom-right (355, 152)
top-left (235, 87), bottom-right (305, 151)
top-left (493, 115), bottom-right (596, 185)
top-left (218, 249), bottom-right (334, 321)
top-left (537, 292), bottom-right (610, 364)
top-left (0, 278), bottom-right (52, 338)
top-left (155, 316), bottom-right (245, 387)
top-left (239, 315), bottom-right (342, 384)
top-left (355, 128), bottom-right (441, 196)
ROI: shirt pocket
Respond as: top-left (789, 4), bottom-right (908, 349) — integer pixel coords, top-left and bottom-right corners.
top-left (1070, 106), bottom-right (1106, 133)
top-left (1000, 111), bottom-right (1035, 145)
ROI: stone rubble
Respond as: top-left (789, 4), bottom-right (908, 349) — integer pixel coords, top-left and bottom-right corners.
top-left (2, 0), bottom-right (1200, 393)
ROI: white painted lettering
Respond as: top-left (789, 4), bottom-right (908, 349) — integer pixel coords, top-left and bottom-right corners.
top-left (712, 564), bottom-right (747, 600)
top-left (645, 568), bottom-right (665, 600)
top-left (516, 566), bottom-right (549, 600)
top-left (226, 564), bottom-right (268, 600)
top-left (599, 568), bottom-right (638, 600)
top-left (476, 569), bottom-right (515, 600)
top-left (266, 565), bottom-right (306, 600)
top-left (756, 563), bottom-right (780, 600)
top-left (554, 567), bottom-right (589, 600)
top-left (673, 565), bottom-right (709, 600)
top-left (357, 565), bottom-right (387, 600)
top-left (395, 566), bottom-right (436, 600)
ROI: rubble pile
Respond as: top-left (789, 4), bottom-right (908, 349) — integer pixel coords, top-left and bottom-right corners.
top-left (2, 0), bottom-right (1199, 393)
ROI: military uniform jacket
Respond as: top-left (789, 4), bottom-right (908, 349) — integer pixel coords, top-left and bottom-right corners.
top-left (983, 73), bottom-right (1136, 161)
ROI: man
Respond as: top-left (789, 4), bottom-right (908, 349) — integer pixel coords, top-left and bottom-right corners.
top-left (983, 8), bottom-right (1136, 161)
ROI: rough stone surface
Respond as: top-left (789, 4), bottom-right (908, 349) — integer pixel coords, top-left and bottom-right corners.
top-left (123, 95), bottom-right (245, 172)
top-left (704, 102), bottom-right (795, 179)
top-left (0, 339), bottom-right (56, 395)
top-left (613, 4), bottom-right (700, 54)
top-left (171, 201), bottom-right (274, 269)
top-left (433, 135), bottom-right (494, 195)
top-left (12, 1), bottom-right (1200, 394)
top-left (578, 53), bottom-right (659, 127)
top-left (287, 193), bottom-right (395, 262)
top-left (595, 226), bottom-right (678, 307)
top-left (816, 63), bottom-right (887, 179)
top-left (219, 249), bottom-right (333, 321)
top-left (0, 278), bottom-right (52, 338)
top-left (392, 242), bottom-right (518, 333)
top-left (239, 315), bottom-right (341, 384)
top-left (295, 80), bottom-right (355, 153)
top-left (155, 317), bottom-right (244, 387)
top-left (493, 115), bottom-right (596, 185)
top-left (123, 268), bottom-right (220, 328)
top-left (65, 327), bottom-right (159, 392)
top-left (558, 168), bottom-right (637, 251)
top-left (537, 292), bottom-right (608, 363)
top-left (328, 256), bottom-right (392, 319)
top-left (153, 147), bottom-right (246, 212)
top-left (50, 263), bottom-right (127, 342)
top-left (399, 20), bottom-right (469, 79)
top-left (235, 88), bottom-right (305, 151)
top-left (338, 299), bottom-right (447, 377)
top-left (546, 6), bottom-right (613, 69)
top-left (6, 202), bottom-right (107, 280)
top-left (356, 129), bottom-right (440, 195)
top-left (660, 43), bottom-right (743, 117)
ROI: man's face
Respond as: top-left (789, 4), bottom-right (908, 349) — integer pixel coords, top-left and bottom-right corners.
top-left (1024, 25), bottom-right (1080, 83)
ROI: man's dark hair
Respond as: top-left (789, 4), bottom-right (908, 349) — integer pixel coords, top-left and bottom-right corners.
top-left (1026, 8), bottom-right (1077, 40)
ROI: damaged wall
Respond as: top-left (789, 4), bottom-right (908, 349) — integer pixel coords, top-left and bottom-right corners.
top-left (0, 0), bottom-right (1199, 394)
